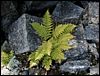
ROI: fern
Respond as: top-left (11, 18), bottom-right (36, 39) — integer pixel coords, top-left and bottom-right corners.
top-left (29, 10), bottom-right (76, 71)
top-left (1, 50), bottom-right (14, 65)
top-left (42, 55), bottom-right (52, 70)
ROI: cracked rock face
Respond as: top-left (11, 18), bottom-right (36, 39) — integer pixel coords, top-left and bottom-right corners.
top-left (88, 2), bottom-right (99, 24)
top-left (60, 60), bottom-right (90, 73)
top-left (8, 14), bottom-right (42, 54)
top-left (65, 40), bottom-right (89, 60)
top-left (83, 24), bottom-right (99, 43)
top-left (52, 1), bottom-right (83, 24)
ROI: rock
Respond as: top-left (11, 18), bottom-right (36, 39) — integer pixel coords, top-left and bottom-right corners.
top-left (17, 1), bottom-right (58, 15)
top-left (65, 40), bottom-right (89, 60)
top-left (88, 2), bottom-right (99, 24)
top-left (1, 56), bottom-right (21, 75)
top-left (83, 24), bottom-right (99, 43)
top-left (52, 1), bottom-right (83, 24)
top-left (1, 1), bottom-right (19, 33)
top-left (1, 41), bottom-right (12, 52)
top-left (20, 68), bottom-right (29, 75)
top-left (80, 1), bottom-right (88, 8)
top-left (74, 24), bottom-right (85, 40)
top-left (60, 60), bottom-right (90, 73)
top-left (89, 63), bottom-right (99, 75)
top-left (29, 67), bottom-right (41, 75)
top-left (8, 14), bottom-right (42, 54)
top-left (88, 43), bottom-right (99, 60)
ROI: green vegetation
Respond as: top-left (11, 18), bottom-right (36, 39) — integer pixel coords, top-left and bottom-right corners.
top-left (1, 50), bottom-right (14, 65)
top-left (28, 10), bottom-right (76, 70)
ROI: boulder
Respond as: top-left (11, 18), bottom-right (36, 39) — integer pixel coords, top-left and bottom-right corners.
top-left (88, 2), bottom-right (99, 24)
top-left (1, 1), bottom-right (19, 33)
top-left (8, 14), bottom-right (42, 54)
top-left (52, 1), bottom-right (83, 24)
top-left (60, 60), bottom-right (90, 73)
top-left (83, 24), bottom-right (99, 43)
top-left (65, 40), bottom-right (89, 60)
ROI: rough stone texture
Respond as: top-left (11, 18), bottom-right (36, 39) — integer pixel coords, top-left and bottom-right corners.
top-left (74, 24), bottom-right (85, 40)
top-left (83, 24), bottom-right (99, 43)
top-left (52, 1), bottom-right (83, 24)
top-left (88, 2), bottom-right (99, 24)
top-left (88, 43), bottom-right (99, 60)
top-left (1, 56), bottom-right (21, 75)
top-left (8, 14), bottom-right (42, 54)
top-left (16, 1), bottom-right (58, 15)
top-left (81, 1), bottom-right (88, 8)
top-left (1, 1), bottom-right (19, 33)
top-left (89, 63), bottom-right (99, 75)
top-left (60, 60), bottom-right (90, 73)
top-left (1, 41), bottom-right (11, 52)
top-left (65, 40), bottom-right (89, 60)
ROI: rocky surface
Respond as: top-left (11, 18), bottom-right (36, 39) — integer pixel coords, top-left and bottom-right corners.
top-left (65, 40), bottom-right (89, 60)
top-left (83, 24), bottom-right (99, 43)
top-left (52, 1), bottom-right (83, 24)
top-left (1, 56), bottom-right (21, 75)
top-left (60, 60), bottom-right (90, 73)
top-left (89, 63), bottom-right (99, 75)
top-left (1, 40), bottom-right (11, 52)
top-left (8, 14), bottom-right (42, 54)
top-left (88, 2), bottom-right (99, 24)
top-left (1, 1), bottom-right (99, 75)
top-left (1, 1), bottom-right (19, 33)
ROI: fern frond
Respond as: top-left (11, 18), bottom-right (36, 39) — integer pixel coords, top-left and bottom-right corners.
top-left (1, 50), bottom-right (14, 65)
top-left (32, 22), bottom-right (48, 40)
top-left (53, 24), bottom-right (67, 38)
top-left (63, 24), bottom-right (76, 34)
top-left (42, 55), bottom-right (52, 70)
top-left (51, 48), bottom-right (64, 62)
top-left (43, 10), bottom-right (52, 39)
top-left (58, 33), bottom-right (74, 43)
top-left (43, 40), bottom-right (52, 56)
top-left (29, 60), bottom-right (39, 68)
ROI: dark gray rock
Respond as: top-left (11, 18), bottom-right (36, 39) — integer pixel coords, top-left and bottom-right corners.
top-left (81, 1), bottom-right (88, 8)
top-left (60, 60), bottom-right (90, 73)
top-left (1, 1), bottom-right (19, 33)
top-left (74, 24), bottom-right (85, 40)
top-left (83, 24), bottom-right (99, 43)
top-left (8, 14), bottom-right (42, 54)
top-left (88, 2), bottom-right (99, 24)
top-left (1, 1), bottom-right (17, 16)
top-left (88, 43), bottom-right (99, 60)
top-left (52, 1), bottom-right (83, 24)
top-left (1, 41), bottom-right (12, 52)
top-left (17, 1), bottom-right (58, 15)
top-left (89, 63), bottom-right (99, 75)
top-left (29, 67), bottom-right (41, 75)
top-left (65, 40), bottom-right (89, 60)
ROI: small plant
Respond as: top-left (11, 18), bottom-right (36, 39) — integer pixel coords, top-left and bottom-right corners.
top-left (1, 50), bottom-right (14, 65)
top-left (28, 10), bottom-right (76, 71)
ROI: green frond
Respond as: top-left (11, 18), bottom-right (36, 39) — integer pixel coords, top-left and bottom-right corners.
top-left (29, 10), bottom-right (77, 71)
top-left (51, 48), bottom-right (64, 62)
top-left (1, 50), bottom-right (14, 65)
top-left (58, 33), bottom-right (74, 43)
top-left (63, 23), bottom-right (76, 34)
top-left (32, 22), bottom-right (48, 40)
top-left (42, 55), bottom-right (52, 70)
top-left (29, 60), bottom-right (39, 68)
top-left (53, 24), bottom-right (67, 38)
top-left (43, 10), bottom-right (52, 38)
